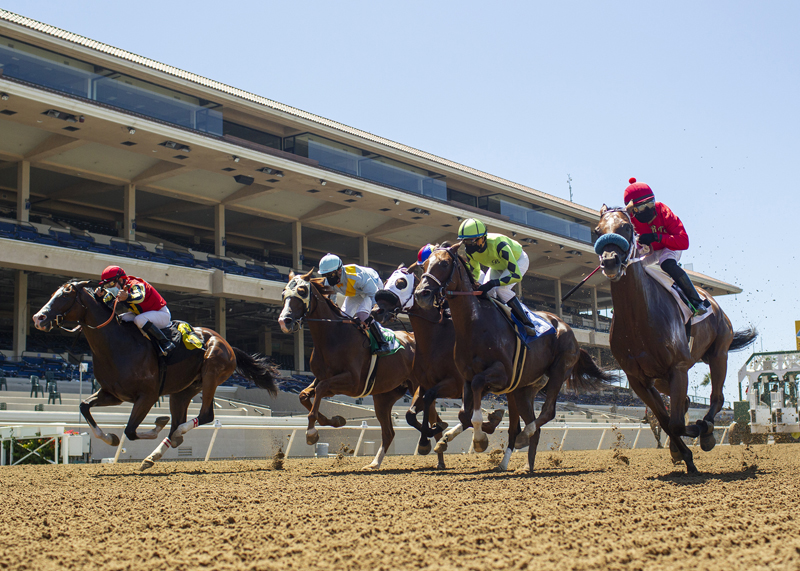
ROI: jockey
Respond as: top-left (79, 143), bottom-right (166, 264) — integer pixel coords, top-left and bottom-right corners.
top-left (457, 218), bottom-right (533, 327)
top-left (318, 253), bottom-right (392, 356)
top-left (624, 177), bottom-right (710, 315)
top-left (417, 243), bottom-right (434, 265)
top-left (98, 265), bottom-right (176, 356)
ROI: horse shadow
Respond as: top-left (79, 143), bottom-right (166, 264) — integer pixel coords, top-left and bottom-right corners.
top-left (648, 465), bottom-right (760, 485)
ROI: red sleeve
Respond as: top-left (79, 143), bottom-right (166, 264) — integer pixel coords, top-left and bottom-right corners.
top-left (656, 203), bottom-right (689, 251)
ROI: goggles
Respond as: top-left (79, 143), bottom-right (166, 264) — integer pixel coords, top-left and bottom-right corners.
top-left (628, 199), bottom-right (655, 215)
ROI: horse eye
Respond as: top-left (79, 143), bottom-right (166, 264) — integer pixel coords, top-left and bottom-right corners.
top-left (396, 278), bottom-right (407, 289)
top-left (297, 286), bottom-right (308, 297)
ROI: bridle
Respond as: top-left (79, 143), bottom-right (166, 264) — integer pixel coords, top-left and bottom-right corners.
top-left (420, 247), bottom-right (479, 309)
top-left (595, 208), bottom-right (639, 278)
top-left (379, 268), bottom-right (447, 325)
top-left (281, 277), bottom-right (361, 330)
top-left (47, 285), bottom-right (119, 333)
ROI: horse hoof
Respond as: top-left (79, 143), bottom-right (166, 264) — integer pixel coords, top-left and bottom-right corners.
top-left (154, 416), bottom-right (170, 430)
top-left (515, 432), bottom-right (530, 450)
top-left (330, 416), bottom-right (346, 428)
top-left (362, 463), bottom-right (379, 471)
top-left (473, 437), bottom-right (489, 453)
top-left (306, 429), bottom-right (319, 446)
top-left (437, 421), bottom-right (449, 432)
top-left (417, 440), bottom-right (432, 456)
top-left (488, 409), bottom-right (505, 425)
top-left (685, 424), bottom-right (701, 438)
top-left (434, 440), bottom-right (448, 454)
top-left (700, 433), bottom-right (716, 452)
top-left (108, 433), bottom-right (120, 447)
top-left (139, 459), bottom-right (155, 471)
top-left (171, 435), bottom-right (184, 448)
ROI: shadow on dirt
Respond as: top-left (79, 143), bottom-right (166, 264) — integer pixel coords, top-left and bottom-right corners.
top-left (649, 466), bottom-right (760, 484)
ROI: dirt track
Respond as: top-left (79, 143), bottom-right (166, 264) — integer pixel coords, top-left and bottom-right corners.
top-left (1, 444), bottom-right (798, 571)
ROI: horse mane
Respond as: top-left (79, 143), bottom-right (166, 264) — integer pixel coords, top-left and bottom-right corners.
top-left (455, 252), bottom-right (480, 290)
top-left (308, 278), bottom-right (347, 317)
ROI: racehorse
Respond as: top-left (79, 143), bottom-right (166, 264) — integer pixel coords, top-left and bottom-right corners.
top-left (32, 280), bottom-right (279, 470)
top-left (415, 243), bottom-right (613, 472)
top-left (278, 269), bottom-right (417, 470)
top-left (594, 205), bottom-right (756, 473)
top-left (372, 263), bottom-right (505, 469)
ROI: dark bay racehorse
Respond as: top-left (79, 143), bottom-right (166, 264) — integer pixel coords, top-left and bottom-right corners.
top-left (415, 244), bottom-right (613, 472)
top-left (372, 264), bottom-right (505, 469)
top-left (32, 281), bottom-right (279, 470)
top-left (595, 206), bottom-right (756, 473)
top-left (278, 269), bottom-right (417, 470)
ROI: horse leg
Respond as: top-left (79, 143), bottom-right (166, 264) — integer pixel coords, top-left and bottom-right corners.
top-left (496, 391), bottom-right (521, 472)
top-left (79, 389), bottom-right (123, 446)
top-left (436, 380), bottom-right (472, 452)
top-left (405, 387), bottom-right (429, 454)
top-left (140, 386), bottom-right (198, 471)
top-left (299, 378), bottom-right (347, 430)
top-left (698, 350), bottom-right (729, 451)
top-left (363, 387), bottom-right (405, 470)
top-left (429, 408), bottom-right (447, 470)
top-left (471, 362), bottom-right (506, 453)
top-left (306, 372), bottom-right (352, 445)
top-left (667, 367), bottom-right (698, 472)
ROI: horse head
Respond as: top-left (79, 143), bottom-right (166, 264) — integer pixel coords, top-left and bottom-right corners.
top-left (594, 204), bottom-right (637, 281)
top-left (32, 280), bottom-right (93, 331)
top-left (278, 269), bottom-right (315, 333)
top-left (414, 242), bottom-right (465, 310)
top-left (373, 263), bottom-right (418, 324)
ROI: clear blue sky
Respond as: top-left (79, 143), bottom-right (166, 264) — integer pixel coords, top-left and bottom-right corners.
top-left (5, 1), bottom-right (798, 403)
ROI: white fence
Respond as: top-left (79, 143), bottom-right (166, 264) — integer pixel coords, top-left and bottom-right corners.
top-left (0, 421), bottom-right (738, 465)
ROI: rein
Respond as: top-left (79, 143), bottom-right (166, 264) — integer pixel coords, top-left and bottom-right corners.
top-left (56, 287), bottom-right (119, 332)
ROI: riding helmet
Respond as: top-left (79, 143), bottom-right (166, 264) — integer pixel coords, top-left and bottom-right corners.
top-left (318, 253), bottom-right (343, 275)
top-left (99, 265), bottom-right (127, 285)
top-left (623, 177), bottom-right (655, 207)
top-left (457, 218), bottom-right (487, 240)
top-left (417, 244), bottom-right (434, 264)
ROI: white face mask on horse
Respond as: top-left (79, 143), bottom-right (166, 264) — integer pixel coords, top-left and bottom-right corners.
top-left (382, 268), bottom-right (416, 311)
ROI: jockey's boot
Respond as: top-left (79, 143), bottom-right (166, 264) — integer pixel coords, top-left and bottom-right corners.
top-left (142, 321), bottom-right (176, 357)
top-left (367, 318), bottom-right (392, 356)
top-left (506, 296), bottom-right (534, 328)
top-left (662, 260), bottom-right (709, 316)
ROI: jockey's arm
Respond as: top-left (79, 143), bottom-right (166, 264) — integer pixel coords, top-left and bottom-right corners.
top-left (656, 204), bottom-right (689, 251)
top-left (124, 283), bottom-right (146, 304)
top-left (495, 239), bottom-right (523, 286)
top-left (356, 271), bottom-right (379, 298)
top-left (465, 255), bottom-right (482, 282)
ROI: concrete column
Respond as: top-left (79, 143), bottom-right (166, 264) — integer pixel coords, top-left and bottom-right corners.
top-left (258, 325), bottom-right (273, 357)
top-left (13, 270), bottom-right (28, 358)
top-left (359, 236), bottom-right (369, 266)
top-left (16, 160), bottom-right (30, 222)
top-left (292, 221), bottom-right (303, 272)
top-left (294, 330), bottom-right (305, 372)
top-left (214, 204), bottom-right (225, 256)
top-left (592, 286), bottom-right (599, 330)
top-left (554, 279), bottom-right (563, 318)
top-left (215, 298), bottom-right (226, 337)
top-left (122, 183), bottom-right (136, 241)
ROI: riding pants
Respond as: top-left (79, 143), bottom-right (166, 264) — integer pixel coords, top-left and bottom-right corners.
top-left (640, 247), bottom-right (681, 267)
top-left (121, 306), bottom-right (171, 330)
top-left (341, 294), bottom-right (377, 323)
top-left (479, 250), bottom-right (530, 303)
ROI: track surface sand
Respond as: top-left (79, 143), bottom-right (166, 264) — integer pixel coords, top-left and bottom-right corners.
top-left (1, 444), bottom-right (798, 571)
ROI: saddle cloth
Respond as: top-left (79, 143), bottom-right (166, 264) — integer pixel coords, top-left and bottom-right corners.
top-left (367, 322), bottom-right (403, 356)
top-left (160, 321), bottom-right (204, 366)
top-left (491, 299), bottom-right (555, 345)
top-left (642, 264), bottom-right (713, 326)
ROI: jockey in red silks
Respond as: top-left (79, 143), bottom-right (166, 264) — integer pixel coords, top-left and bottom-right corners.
top-left (98, 265), bottom-right (176, 355)
top-left (624, 177), bottom-right (710, 316)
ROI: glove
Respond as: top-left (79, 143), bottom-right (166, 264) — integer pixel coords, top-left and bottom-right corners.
top-left (637, 233), bottom-right (660, 246)
top-left (477, 279), bottom-right (500, 294)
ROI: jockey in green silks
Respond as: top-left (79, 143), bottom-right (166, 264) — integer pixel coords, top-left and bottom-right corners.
top-left (457, 218), bottom-right (534, 328)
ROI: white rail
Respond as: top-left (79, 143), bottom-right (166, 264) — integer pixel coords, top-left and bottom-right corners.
top-left (0, 421), bottom-right (738, 465)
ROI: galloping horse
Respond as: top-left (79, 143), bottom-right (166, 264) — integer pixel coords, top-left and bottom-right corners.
top-left (32, 281), bottom-right (279, 470)
top-left (372, 264), bottom-right (505, 469)
top-left (415, 244), bottom-right (613, 472)
top-left (595, 206), bottom-right (756, 473)
top-left (278, 269), bottom-right (417, 470)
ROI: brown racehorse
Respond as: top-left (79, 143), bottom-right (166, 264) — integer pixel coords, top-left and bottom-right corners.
top-left (594, 206), bottom-right (756, 473)
top-left (415, 244), bottom-right (613, 472)
top-left (278, 270), bottom-right (417, 470)
top-left (32, 280), bottom-right (279, 470)
top-left (372, 263), bottom-right (505, 469)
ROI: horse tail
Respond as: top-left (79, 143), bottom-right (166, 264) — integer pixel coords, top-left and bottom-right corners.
top-left (729, 326), bottom-right (758, 353)
top-left (567, 348), bottom-right (618, 392)
top-left (232, 347), bottom-right (280, 396)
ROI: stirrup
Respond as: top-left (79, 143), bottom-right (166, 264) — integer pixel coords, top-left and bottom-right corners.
top-left (374, 343), bottom-right (392, 356)
top-left (691, 299), bottom-right (710, 316)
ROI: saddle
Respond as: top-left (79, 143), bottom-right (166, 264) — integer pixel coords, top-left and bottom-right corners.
top-left (642, 264), bottom-right (712, 326)
top-left (490, 299), bottom-right (555, 345)
top-left (159, 321), bottom-right (205, 366)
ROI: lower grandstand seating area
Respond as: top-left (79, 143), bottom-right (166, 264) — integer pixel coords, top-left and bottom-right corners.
top-left (0, 215), bottom-right (291, 283)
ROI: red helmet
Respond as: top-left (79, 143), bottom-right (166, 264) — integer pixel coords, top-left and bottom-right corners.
top-left (623, 177), bottom-right (655, 207)
top-left (99, 265), bottom-right (127, 286)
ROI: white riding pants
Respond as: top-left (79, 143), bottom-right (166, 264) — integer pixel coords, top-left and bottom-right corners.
top-left (341, 294), bottom-right (375, 323)
top-left (479, 250), bottom-right (530, 303)
top-left (120, 306), bottom-right (171, 330)
top-left (640, 247), bottom-right (681, 267)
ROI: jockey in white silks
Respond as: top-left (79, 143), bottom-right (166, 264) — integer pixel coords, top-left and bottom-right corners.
top-left (318, 253), bottom-right (391, 356)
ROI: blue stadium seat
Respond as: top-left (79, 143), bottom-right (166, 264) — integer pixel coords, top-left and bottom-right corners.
top-left (0, 219), bottom-right (17, 237)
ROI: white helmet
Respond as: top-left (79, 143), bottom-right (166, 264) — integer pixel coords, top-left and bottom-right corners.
top-left (319, 253), bottom-right (343, 275)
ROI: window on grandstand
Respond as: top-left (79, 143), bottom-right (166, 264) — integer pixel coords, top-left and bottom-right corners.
top-left (223, 121), bottom-right (282, 150)
top-left (0, 35), bottom-right (223, 135)
top-left (477, 194), bottom-right (593, 244)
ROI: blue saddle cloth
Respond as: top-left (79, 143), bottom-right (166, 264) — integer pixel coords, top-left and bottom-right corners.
top-left (508, 309), bottom-right (556, 345)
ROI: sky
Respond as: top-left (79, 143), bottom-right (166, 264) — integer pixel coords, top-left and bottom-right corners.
top-left (3, 1), bottom-right (798, 404)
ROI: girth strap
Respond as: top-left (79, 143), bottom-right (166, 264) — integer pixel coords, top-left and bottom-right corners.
top-left (495, 334), bottom-right (527, 395)
top-left (357, 354), bottom-right (379, 398)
